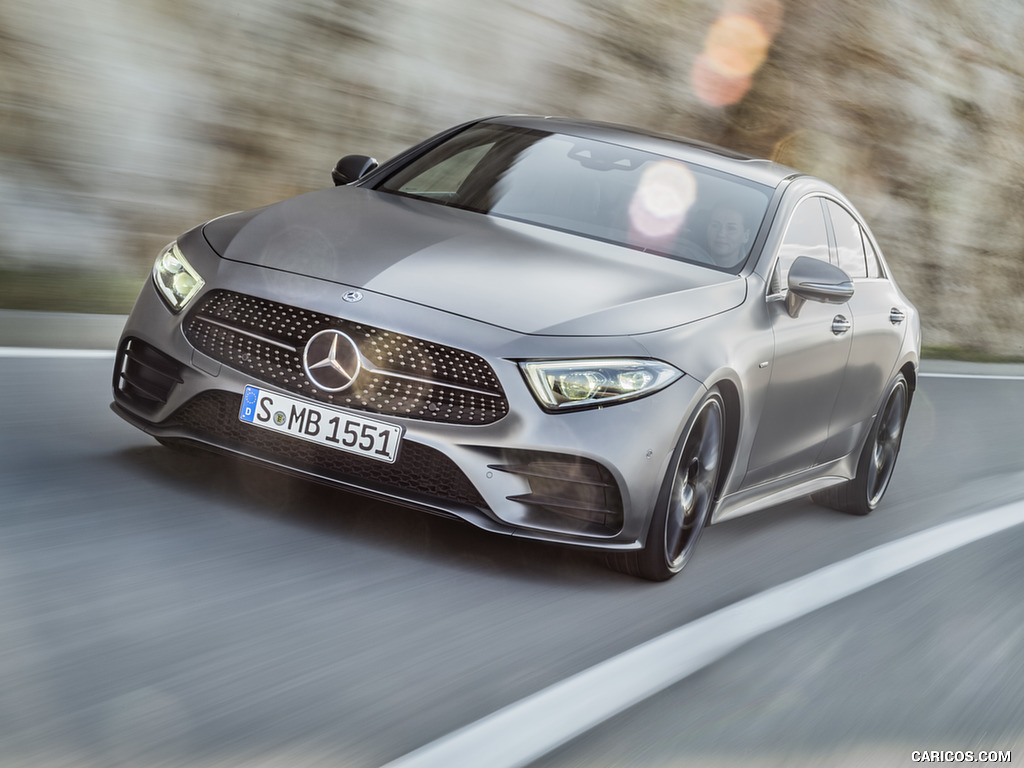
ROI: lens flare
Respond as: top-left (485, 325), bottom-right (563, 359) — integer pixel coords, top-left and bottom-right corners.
top-left (723, 0), bottom-right (784, 37)
top-left (691, 53), bottom-right (753, 109)
top-left (706, 14), bottom-right (770, 78)
top-left (692, 0), bottom-right (783, 107)
top-left (628, 161), bottom-right (697, 242)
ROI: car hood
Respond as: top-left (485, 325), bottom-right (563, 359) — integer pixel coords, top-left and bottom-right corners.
top-left (203, 186), bottom-right (746, 336)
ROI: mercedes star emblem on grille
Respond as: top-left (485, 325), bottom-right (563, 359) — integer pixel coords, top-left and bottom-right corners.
top-left (302, 329), bottom-right (361, 392)
top-left (342, 290), bottom-right (363, 303)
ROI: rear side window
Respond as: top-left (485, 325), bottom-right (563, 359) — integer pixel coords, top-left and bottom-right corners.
top-left (862, 230), bottom-right (884, 278)
top-left (769, 196), bottom-right (830, 294)
top-left (826, 201), bottom-right (867, 279)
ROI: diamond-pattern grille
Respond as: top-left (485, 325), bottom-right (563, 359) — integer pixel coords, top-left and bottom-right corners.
top-left (184, 291), bottom-right (508, 424)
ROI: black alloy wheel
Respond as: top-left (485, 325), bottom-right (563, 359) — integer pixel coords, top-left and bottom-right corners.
top-left (864, 375), bottom-right (909, 508)
top-left (814, 373), bottom-right (909, 516)
top-left (610, 391), bottom-right (725, 581)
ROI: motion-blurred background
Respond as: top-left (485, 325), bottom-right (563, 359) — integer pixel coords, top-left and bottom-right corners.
top-left (2, 0), bottom-right (1022, 357)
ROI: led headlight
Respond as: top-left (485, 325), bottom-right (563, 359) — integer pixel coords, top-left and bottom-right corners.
top-left (152, 241), bottom-right (204, 311)
top-left (520, 359), bottom-right (683, 411)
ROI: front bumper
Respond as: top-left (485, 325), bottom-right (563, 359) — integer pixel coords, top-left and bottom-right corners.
top-left (112, 258), bottom-right (705, 552)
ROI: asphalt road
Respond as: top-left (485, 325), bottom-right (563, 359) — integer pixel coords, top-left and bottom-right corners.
top-left (1, 345), bottom-right (1022, 767)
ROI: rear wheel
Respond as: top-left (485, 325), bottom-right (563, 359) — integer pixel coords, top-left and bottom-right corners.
top-left (814, 373), bottom-right (909, 516)
top-left (609, 391), bottom-right (725, 581)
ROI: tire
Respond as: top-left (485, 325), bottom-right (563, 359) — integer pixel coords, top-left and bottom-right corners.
top-left (814, 373), bottom-right (909, 516)
top-left (609, 390), bottom-right (725, 581)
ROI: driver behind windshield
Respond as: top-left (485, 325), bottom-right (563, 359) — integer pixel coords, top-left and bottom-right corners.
top-left (706, 204), bottom-right (751, 267)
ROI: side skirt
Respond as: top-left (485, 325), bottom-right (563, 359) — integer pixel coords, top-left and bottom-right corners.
top-left (710, 454), bottom-right (857, 525)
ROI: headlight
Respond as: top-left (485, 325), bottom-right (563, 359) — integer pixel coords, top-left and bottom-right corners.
top-left (520, 359), bottom-right (683, 411)
top-left (152, 241), bottom-right (205, 311)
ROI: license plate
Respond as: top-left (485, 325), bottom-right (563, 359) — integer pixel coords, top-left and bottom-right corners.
top-left (238, 385), bottom-right (403, 464)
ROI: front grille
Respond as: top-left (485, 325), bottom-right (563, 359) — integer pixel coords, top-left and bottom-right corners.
top-left (114, 337), bottom-right (184, 414)
top-left (183, 290), bottom-right (508, 425)
top-left (167, 390), bottom-right (487, 508)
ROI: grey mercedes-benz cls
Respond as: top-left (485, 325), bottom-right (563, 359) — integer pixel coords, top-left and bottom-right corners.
top-left (111, 115), bottom-right (920, 580)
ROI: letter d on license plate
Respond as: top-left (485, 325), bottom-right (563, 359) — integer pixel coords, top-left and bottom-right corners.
top-left (239, 385), bottom-right (403, 463)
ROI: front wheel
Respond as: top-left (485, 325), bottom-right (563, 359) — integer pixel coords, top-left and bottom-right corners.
top-left (609, 391), bottom-right (725, 581)
top-left (814, 373), bottom-right (909, 516)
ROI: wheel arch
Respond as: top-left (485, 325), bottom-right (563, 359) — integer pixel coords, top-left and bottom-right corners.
top-left (708, 376), bottom-right (742, 504)
top-left (634, 379), bottom-right (736, 547)
top-left (899, 360), bottom-right (917, 404)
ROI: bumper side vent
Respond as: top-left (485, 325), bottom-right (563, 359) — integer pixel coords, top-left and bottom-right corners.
top-left (114, 337), bottom-right (184, 414)
top-left (492, 451), bottom-right (624, 535)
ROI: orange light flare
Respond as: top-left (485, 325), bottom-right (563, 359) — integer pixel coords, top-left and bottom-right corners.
top-left (628, 161), bottom-right (698, 247)
top-left (707, 14), bottom-right (771, 78)
top-left (722, 0), bottom-right (784, 39)
top-left (691, 53), bottom-right (753, 109)
top-left (692, 0), bottom-right (783, 108)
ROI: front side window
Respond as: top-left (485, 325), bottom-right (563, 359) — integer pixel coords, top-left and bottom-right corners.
top-left (375, 124), bottom-right (773, 271)
top-left (769, 196), bottom-right (830, 294)
top-left (827, 201), bottom-right (868, 279)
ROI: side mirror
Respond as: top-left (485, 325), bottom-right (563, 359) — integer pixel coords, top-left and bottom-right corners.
top-left (785, 256), bottom-right (854, 318)
top-left (332, 154), bottom-right (379, 186)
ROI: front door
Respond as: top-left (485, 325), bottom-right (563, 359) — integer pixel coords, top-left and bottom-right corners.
top-left (744, 196), bottom-right (852, 487)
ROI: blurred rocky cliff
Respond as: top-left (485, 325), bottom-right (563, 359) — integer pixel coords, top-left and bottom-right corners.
top-left (2, 0), bottom-right (1022, 354)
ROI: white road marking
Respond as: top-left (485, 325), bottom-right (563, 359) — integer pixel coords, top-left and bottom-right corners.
top-left (0, 347), bottom-right (115, 359)
top-left (384, 500), bottom-right (1024, 768)
top-left (921, 372), bottom-right (1024, 381)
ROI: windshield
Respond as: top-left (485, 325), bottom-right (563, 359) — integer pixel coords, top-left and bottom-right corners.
top-left (374, 124), bottom-right (773, 271)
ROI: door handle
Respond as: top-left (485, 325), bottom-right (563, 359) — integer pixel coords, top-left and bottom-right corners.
top-left (832, 314), bottom-right (851, 335)
top-left (890, 307), bottom-right (906, 325)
